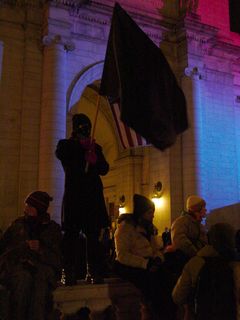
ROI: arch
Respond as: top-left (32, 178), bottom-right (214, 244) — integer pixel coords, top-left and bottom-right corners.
top-left (66, 61), bottom-right (120, 166)
top-left (67, 60), bottom-right (104, 112)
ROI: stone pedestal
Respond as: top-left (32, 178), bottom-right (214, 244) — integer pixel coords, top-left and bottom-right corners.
top-left (54, 278), bottom-right (142, 320)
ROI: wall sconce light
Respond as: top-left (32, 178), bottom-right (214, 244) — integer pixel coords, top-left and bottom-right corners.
top-left (152, 181), bottom-right (163, 199)
top-left (151, 181), bottom-right (164, 208)
top-left (152, 181), bottom-right (163, 208)
top-left (119, 195), bottom-right (125, 208)
top-left (118, 195), bottom-right (126, 214)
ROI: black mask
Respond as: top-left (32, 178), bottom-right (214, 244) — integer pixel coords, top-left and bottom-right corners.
top-left (72, 114), bottom-right (92, 138)
top-left (76, 123), bottom-right (91, 137)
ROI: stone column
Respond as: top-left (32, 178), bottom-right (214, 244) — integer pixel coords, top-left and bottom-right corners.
top-left (0, 41), bottom-right (3, 81)
top-left (181, 67), bottom-right (203, 201)
top-left (39, 35), bottom-right (74, 223)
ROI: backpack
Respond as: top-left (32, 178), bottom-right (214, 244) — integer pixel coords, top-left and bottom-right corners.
top-left (194, 256), bottom-right (236, 320)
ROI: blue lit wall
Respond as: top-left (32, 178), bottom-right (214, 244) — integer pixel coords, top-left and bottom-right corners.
top-left (195, 71), bottom-right (239, 211)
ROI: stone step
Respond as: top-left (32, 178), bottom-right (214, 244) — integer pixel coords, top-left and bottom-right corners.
top-left (53, 278), bottom-right (142, 319)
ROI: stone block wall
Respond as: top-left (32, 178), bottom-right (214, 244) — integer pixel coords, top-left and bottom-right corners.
top-left (0, 5), bottom-right (43, 229)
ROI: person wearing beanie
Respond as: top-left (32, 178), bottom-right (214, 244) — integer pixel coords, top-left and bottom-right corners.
top-left (114, 194), bottom-right (176, 320)
top-left (173, 223), bottom-right (240, 319)
top-left (186, 195), bottom-right (206, 215)
top-left (56, 113), bottom-right (109, 285)
top-left (0, 191), bottom-right (62, 320)
top-left (25, 191), bottom-right (53, 215)
top-left (165, 195), bottom-right (208, 277)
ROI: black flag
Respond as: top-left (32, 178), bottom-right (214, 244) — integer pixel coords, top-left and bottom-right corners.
top-left (99, 3), bottom-right (188, 151)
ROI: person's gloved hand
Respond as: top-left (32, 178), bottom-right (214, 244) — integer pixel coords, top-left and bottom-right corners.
top-left (80, 138), bottom-right (97, 165)
top-left (147, 257), bottom-right (162, 272)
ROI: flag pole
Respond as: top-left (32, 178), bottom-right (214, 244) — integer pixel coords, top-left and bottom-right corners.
top-left (85, 94), bottom-right (101, 173)
top-left (91, 94), bottom-right (101, 140)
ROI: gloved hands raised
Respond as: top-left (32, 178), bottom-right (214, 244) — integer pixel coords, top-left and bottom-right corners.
top-left (147, 257), bottom-right (162, 272)
top-left (80, 138), bottom-right (97, 165)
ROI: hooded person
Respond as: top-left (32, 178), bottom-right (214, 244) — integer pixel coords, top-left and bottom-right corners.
top-left (207, 222), bottom-right (236, 260)
top-left (172, 223), bottom-right (239, 320)
top-left (114, 194), bottom-right (176, 320)
top-left (0, 190), bottom-right (62, 320)
top-left (56, 113), bottom-right (110, 285)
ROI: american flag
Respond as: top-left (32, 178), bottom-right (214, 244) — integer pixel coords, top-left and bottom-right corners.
top-left (109, 99), bottom-right (149, 149)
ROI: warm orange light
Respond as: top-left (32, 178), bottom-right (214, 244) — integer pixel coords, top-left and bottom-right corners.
top-left (152, 197), bottom-right (165, 208)
top-left (119, 207), bottom-right (126, 214)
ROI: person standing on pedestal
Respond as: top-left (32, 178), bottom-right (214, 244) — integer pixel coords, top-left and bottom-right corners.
top-left (56, 113), bottom-right (109, 285)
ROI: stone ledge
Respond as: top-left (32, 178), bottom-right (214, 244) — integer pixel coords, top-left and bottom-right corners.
top-left (54, 278), bottom-right (142, 319)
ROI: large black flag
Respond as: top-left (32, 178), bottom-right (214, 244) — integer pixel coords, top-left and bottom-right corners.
top-left (99, 3), bottom-right (188, 151)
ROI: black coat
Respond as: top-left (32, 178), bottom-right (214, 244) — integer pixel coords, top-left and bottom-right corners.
top-left (56, 138), bottom-right (109, 233)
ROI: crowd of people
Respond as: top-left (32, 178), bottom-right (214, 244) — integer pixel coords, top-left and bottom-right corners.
top-left (0, 113), bottom-right (240, 320)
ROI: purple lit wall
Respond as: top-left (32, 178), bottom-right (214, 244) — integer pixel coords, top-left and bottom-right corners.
top-left (183, 0), bottom-right (240, 211)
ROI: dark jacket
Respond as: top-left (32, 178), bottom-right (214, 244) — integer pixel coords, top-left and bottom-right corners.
top-left (0, 214), bottom-right (62, 287)
top-left (56, 138), bottom-right (109, 233)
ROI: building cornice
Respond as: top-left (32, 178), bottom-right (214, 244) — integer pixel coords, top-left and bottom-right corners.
top-left (0, 0), bottom-right (44, 7)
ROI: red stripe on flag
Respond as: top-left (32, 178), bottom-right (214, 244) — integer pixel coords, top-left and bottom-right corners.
top-left (110, 100), bottom-right (149, 149)
top-left (111, 104), bottom-right (127, 149)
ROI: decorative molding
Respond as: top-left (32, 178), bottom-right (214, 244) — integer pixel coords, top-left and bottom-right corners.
top-left (180, 0), bottom-right (199, 15)
top-left (185, 66), bottom-right (203, 80)
top-left (160, 0), bottom-right (199, 19)
top-left (0, 0), bottom-right (44, 7)
top-left (42, 34), bottom-right (75, 51)
top-left (235, 96), bottom-right (240, 104)
top-left (51, 0), bottom-right (89, 7)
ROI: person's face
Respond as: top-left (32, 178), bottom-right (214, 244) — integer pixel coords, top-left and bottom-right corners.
top-left (142, 208), bottom-right (155, 223)
top-left (195, 205), bottom-right (207, 222)
top-left (24, 203), bottom-right (38, 217)
top-left (76, 123), bottom-right (91, 138)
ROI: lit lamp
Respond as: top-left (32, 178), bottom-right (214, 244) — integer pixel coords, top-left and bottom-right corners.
top-left (119, 195), bottom-right (126, 214)
top-left (151, 181), bottom-right (164, 207)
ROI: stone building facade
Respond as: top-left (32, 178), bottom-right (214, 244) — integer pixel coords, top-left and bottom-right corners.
top-left (0, 0), bottom-right (240, 233)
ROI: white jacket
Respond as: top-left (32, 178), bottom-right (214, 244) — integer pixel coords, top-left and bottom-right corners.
top-left (114, 218), bottom-right (162, 269)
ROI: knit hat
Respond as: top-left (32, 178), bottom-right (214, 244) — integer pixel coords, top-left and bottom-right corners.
top-left (186, 195), bottom-right (206, 212)
top-left (25, 191), bottom-right (53, 214)
top-left (133, 194), bottom-right (155, 218)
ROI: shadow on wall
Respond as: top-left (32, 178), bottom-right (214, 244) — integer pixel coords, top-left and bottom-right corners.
top-left (206, 202), bottom-right (240, 231)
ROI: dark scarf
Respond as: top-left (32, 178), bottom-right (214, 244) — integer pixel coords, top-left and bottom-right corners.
top-left (24, 213), bottom-right (50, 240)
top-left (138, 218), bottom-right (155, 241)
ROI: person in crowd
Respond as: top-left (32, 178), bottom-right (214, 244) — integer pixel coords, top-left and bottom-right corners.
top-left (56, 113), bottom-right (109, 285)
top-left (162, 227), bottom-right (171, 248)
top-left (172, 223), bottom-right (240, 320)
top-left (170, 195), bottom-right (207, 258)
top-left (114, 194), bottom-right (176, 320)
top-left (165, 195), bottom-right (207, 276)
top-left (0, 191), bottom-right (62, 320)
